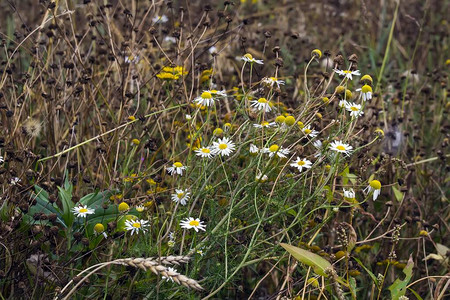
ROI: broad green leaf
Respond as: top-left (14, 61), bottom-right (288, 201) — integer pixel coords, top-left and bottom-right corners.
top-left (388, 255), bottom-right (414, 300)
top-left (280, 243), bottom-right (332, 277)
top-left (392, 185), bottom-right (404, 202)
top-left (58, 184), bottom-right (74, 227)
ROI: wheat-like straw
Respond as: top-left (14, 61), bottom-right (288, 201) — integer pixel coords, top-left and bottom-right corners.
top-left (56, 256), bottom-right (203, 300)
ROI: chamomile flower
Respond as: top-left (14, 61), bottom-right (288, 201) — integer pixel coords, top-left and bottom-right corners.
top-left (72, 205), bottom-right (95, 218)
top-left (249, 144), bottom-right (259, 154)
top-left (263, 144), bottom-right (290, 158)
top-left (94, 223), bottom-right (107, 238)
top-left (162, 267), bottom-right (177, 282)
top-left (195, 146), bottom-right (214, 158)
top-left (167, 162), bottom-right (187, 176)
top-left (124, 219), bottom-right (150, 235)
top-left (302, 125), bottom-right (319, 138)
top-left (124, 55), bottom-right (139, 64)
top-left (290, 157), bottom-right (313, 172)
top-left (171, 189), bottom-right (191, 206)
top-left (180, 217), bottom-right (206, 232)
top-left (313, 140), bottom-right (324, 157)
top-left (255, 172), bottom-right (268, 183)
top-left (261, 77), bottom-right (285, 88)
top-left (364, 180), bottom-right (382, 201)
top-left (196, 249), bottom-right (205, 256)
top-left (345, 102), bottom-right (364, 118)
top-left (136, 205), bottom-right (145, 212)
top-left (250, 98), bottom-right (272, 113)
top-left (334, 69), bottom-right (361, 80)
top-left (152, 15), bottom-right (168, 23)
top-left (194, 91), bottom-right (216, 107)
top-left (253, 121), bottom-right (276, 128)
top-left (241, 53), bottom-right (263, 64)
top-left (356, 84), bottom-right (373, 101)
top-left (329, 141), bottom-right (353, 156)
top-left (339, 100), bottom-right (350, 108)
top-left (211, 137), bottom-right (236, 156)
top-left (343, 188), bottom-right (356, 200)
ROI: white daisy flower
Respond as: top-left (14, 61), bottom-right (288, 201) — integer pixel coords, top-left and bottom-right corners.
top-left (290, 157), bottom-right (313, 172)
top-left (241, 53), bottom-right (263, 64)
top-left (196, 249), bottom-right (205, 256)
top-left (338, 100), bottom-right (350, 108)
top-left (343, 188), bottom-right (356, 200)
top-left (162, 267), bottom-right (178, 282)
top-left (171, 189), bottom-right (191, 206)
top-left (255, 171), bottom-right (268, 183)
top-left (211, 137), bottom-right (236, 156)
top-left (124, 218), bottom-right (150, 235)
top-left (345, 102), bottom-right (364, 118)
top-left (334, 69), bottom-right (361, 80)
top-left (329, 141), bottom-right (353, 156)
top-left (313, 140), bottom-right (323, 157)
top-left (195, 146), bottom-right (214, 158)
top-left (167, 162), bottom-right (187, 176)
top-left (302, 125), bottom-right (319, 138)
top-left (152, 15), bottom-right (168, 23)
top-left (250, 98), bottom-right (272, 113)
top-left (180, 217), bottom-right (206, 232)
top-left (194, 91), bottom-right (216, 107)
top-left (363, 180), bottom-right (382, 201)
top-left (249, 144), bottom-right (259, 154)
top-left (253, 121), bottom-right (276, 128)
top-left (263, 144), bottom-right (290, 158)
top-left (136, 205), bottom-right (145, 212)
top-left (261, 77), bottom-right (285, 88)
top-left (124, 55), bottom-right (139, 64)
top-left (356, 84), bottom-right (373, 101)
top-left (72, 205), bottom-right (95, 218)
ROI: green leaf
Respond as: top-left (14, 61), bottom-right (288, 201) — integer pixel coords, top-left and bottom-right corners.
top-left (392, 185), bottom-right (404, 202)
top-left (407, 288), bottom-right (424, 300)
top-left (280, 243), bottom-right (332, 277)
top-left (354, 257), bottom-right (378, 285)
top-left (58, 184), bottom-right (74, 227)
top-left (388, 255), bottom-right (414, 300)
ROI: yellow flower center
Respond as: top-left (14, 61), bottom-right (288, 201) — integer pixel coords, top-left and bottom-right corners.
top-left (174, 162), bottom-right (183, 168)
top-left (275, 115), bottom-right (286, 123)
top-left (201, 91), bottom-right (212, 99)
top-left (369, 180), bottom-right (381, 190)
top-left (297, 161), bottom-right (305, 166)
top-left (261, 121), bottom-right (269, 126)
top-left (336, 145), bottom-right (346, 151)
top-left (94, 223), bottom-right (104, 233)
top-left (284, 116), bottom-right (296, 126)
top-left (304, 128), bottom-right (312, 134)
top-left (257, 98), bottom-right (268, 104)
top-left (177, 193), bottom-right (184, 198)
top-left (189, 220), bottom-right (200, 226)
top-left (201, 148), bottom-right (210, 153)
top-left (210, 89), bottom-right (218, 93)
top-left (343, 70), bottom-right (352, 74)
top-left (350, 106), bottom-right (359, 111)
top-left (269, 145), bottom-right (279, 152)
top-left (132, 222), bottom-right (141, 228)
top-left (270, 77), bottom-right (277, 81)
top-left (244, 53), bottom-right (253, 60)
top-left (79, 208), bottom-right (88, 213)
top-left (219, 143), bottom-right (228, 150)
top-left (361, 84), bottom-right (372, 93)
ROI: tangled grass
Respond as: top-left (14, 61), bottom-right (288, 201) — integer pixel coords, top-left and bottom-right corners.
top-left (0, 0), bottom-right (448, 299)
